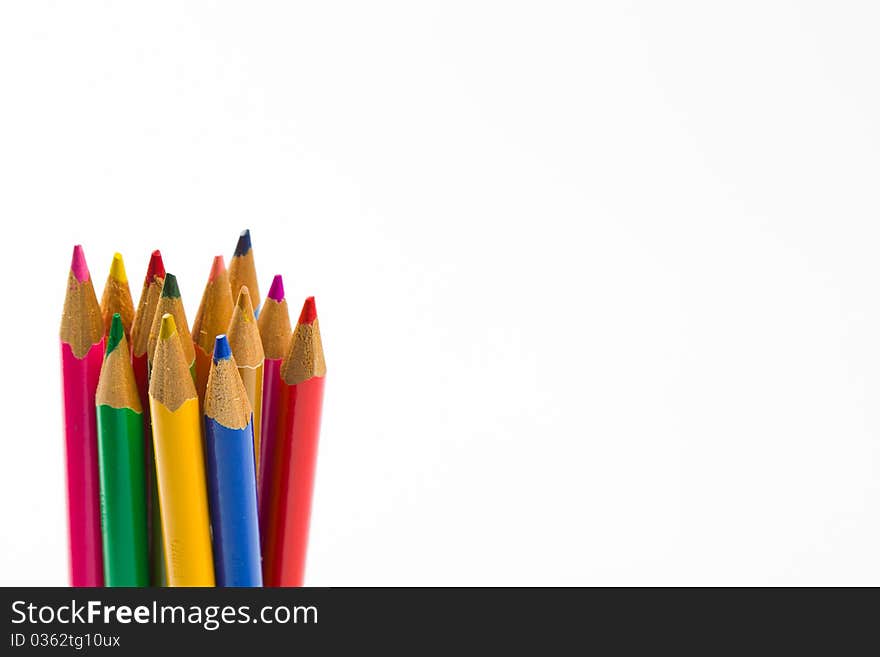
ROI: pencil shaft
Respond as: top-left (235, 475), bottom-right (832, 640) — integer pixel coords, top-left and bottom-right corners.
top-left (97, 405), bottom-right (148, 586)
top-left (149, 459), bottom-right (166, 587)
top-left (61, 340), bottom-right (105, 587)
top-left (150, 398), bottom-right (214, 586)
top-left (205, 417), bottom-right (262, 586)
top-left (132, 350), bottom-right (164, 586)
top-left (194, 345), bottom-right (212, 410)
top-left (264, 375), bottom-right (325, 586)
top-left (131, 352), bottom-right (149, 422)
top-left (258, 358), bottom-right (283, 541)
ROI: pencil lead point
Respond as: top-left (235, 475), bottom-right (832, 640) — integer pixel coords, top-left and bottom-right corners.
top-left (236, 286), bottom-right (254, 313)
top-left (71, 245), bottom-right (90, 283)
top-left (107, 313), bottom-right (125, 354)
top-left (159, 313), bottom-right (177, 340)
top-left (147, 249), bottom-right (165, 281)
top-left (213, 334), bottom-right (232, 361)
top-left (161, 273), bottom-right (180, 299)
top-left (108, 252), bottom-right (127, 284)
top-left (267, 275), bottom-right (285, 301)
top-left (209, 255), bottom-right (226, 281)
top-left (298, 296), bottom-right (317, 325)
top-left (234, 229), bottom-right (252, 256)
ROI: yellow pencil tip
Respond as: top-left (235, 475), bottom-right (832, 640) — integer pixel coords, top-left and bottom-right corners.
top-left (109, 252), bottom-right (127, 283)
top-left (159, 313), bottom-right (177, 340)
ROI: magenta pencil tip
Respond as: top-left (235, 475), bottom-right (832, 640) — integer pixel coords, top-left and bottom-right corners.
top-left (267, 275), bottom-right (285, 301)
top-left (70, 245), bottom-right (90, 282)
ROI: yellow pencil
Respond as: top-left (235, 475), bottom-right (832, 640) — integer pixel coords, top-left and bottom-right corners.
top-left (148, 313), bottom-right (215, 586)
top-left (227, 286), bottom-right (264, 481)
top-left (100, 253), bottom-right (134, 340)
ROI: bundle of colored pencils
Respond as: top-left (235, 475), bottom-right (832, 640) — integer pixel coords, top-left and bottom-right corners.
top-left (59, 231), bottom-right (326, 587)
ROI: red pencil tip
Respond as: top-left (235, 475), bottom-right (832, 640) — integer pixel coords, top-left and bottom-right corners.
top-left (209, 255), bottom-right (226, 282)
top-left (298, 296), bottom-right (317, 324)
top-left (147, 249), bottom-right (166, 281)
top-left (267, 275), bottom-right (285, 301)
top-left (70, 245), bottom-right (90, 282)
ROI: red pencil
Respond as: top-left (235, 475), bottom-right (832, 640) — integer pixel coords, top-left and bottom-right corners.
top-left (60, 245), bottom-right (105, 586)
top-left (263, 296), bottom-right (326, 586)
top-left (130, 250), bottom-right (165, 412)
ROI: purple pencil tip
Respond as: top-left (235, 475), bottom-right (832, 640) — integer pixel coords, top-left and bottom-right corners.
top-left (267, 275), bottom-right (285, 301)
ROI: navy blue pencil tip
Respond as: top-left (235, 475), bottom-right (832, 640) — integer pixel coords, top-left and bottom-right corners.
top-left (213, 334), bottom-right (232, 361)
top-left (234, 229), bottom-right (252, 256)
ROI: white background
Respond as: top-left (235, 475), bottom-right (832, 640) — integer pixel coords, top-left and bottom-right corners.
top-left (0, 2), bottom-right (878, 586)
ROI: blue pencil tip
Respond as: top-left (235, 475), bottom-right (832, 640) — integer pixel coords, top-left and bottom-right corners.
top-left (234, 229), bottom-right (252, 256)
top-left (213, 334), bottom-right (232, 361)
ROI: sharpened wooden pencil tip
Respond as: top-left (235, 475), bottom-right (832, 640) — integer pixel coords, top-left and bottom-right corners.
top-left (236, 286), bottom-right (253, 313)
top-left (298, 296), bottom-right (317, 325)
top-left (282, 298), bottom-right (326, 384)
top-left (71, 245), bottom-right (90, 283)
top-left (97, 313), bottom-right (141, 413)
top-left (159, 313), bottom-right (177, 340)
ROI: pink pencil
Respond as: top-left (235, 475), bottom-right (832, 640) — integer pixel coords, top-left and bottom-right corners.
top-left (60, 245), bottom-right (105, 586)
top-left (257, 276), bottom-right (291, 518)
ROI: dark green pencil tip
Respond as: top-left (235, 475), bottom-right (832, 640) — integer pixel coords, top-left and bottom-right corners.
top-left (161, 273), bottom-right (180, 299)
top-left (107, 313), bottom-right (125, 355)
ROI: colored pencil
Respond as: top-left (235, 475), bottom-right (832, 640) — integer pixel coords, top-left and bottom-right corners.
top-left (227, 286), bottom-right (264, 483)
top-left (229, 229), bottom-right (261, 316)
top-left (192, 256), bottom-right (233, 407)
top-left (60, 245), bottom-right (105, 587)
top-left (257, 275), bottom-right (291, 523)
top-left (99, 252), bottom-right (134, 340)
top-left (95, 313), bottom-right (148, 586)
top-left (131, 250), bottom-right (165, 409)
top-left (263, 296), bottom-right (326, 586)
top-left (129, 249), bottom-right (165, 586)
top-left (148, 314), bottom-right (215, 586)
top-left (146, 271), bottom-right (193, 587)
top-left (147, 273), bottom-right (195, 376)
top-left (204, 335), bottom-right (262, 587)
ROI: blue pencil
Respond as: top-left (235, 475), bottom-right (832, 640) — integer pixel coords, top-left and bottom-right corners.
top-left (204, 335), bottom-right (263, 586)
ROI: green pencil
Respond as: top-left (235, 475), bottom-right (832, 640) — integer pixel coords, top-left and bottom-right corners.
top-left (96, 313), bottom-right (149, 586)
